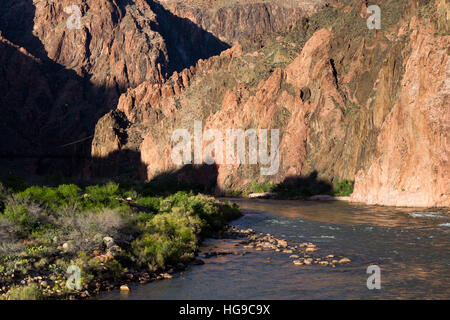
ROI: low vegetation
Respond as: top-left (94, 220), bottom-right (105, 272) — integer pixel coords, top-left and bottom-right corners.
top-left (0, 181), bottom-right (241, 300)
top-left (331, 180), bottom-right (354, 197)
top-left (236, 178), bottom-right (354, 198)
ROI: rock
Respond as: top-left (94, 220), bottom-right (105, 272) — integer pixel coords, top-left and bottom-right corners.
top-left (293, 260), bottom-right (303, 265)
top-left (62, 241), bottom-right (75, 253)
top-left (176, 263), bottom-right (186, 270)
top-left (94, 253), bottom-right (114, 263)
top-left (303, 259), bottom-right (312, 265)
top-left (339, 258), bottom-right (351, 264)
top-left (107, 245), bottom-right (122, 256)
top-left (103, 237), bottom-right (115, 248)
top-left (289, 255), bottom-right (300, 259)
top-left (192, 259), bottom-right (205, 265)
top-left (305, 247), bottom-right (318, 253)
top-left (161, 273), bottom-right (173, 279)
top-left (277, 240), bottom-right (288, 248)
top-left (283, 249), bottom-right (294, 254)
top-left (262, 242), bottom-right (273, 248)
top-left (319, 261), bottom-right (329, 266)
top-left (120, 285), bottom-right (130, 292)
top-left (247, 192), bottom-right (276, 199)
top-left (326, 255), bottom-right (334, 258)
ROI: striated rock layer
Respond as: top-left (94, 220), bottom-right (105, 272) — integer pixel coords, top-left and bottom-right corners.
top-left (92, 0), bottom-right (449, 207)
top-left (0, 0), bottom-right (229, 174)
top-left (351, 22), bottom-right (450, 207)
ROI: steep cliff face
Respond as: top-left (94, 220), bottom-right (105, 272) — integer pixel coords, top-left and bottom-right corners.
top-left (351, 23), bottom-right (450, 207)
top-left (92, 0), bottom-right (449, 207)
top-left (0, 0), bottom-right (228, 174)
top-left (160, 0), bottom-right (325, 44)
top-left (1, 1), bottom-right (448, 207)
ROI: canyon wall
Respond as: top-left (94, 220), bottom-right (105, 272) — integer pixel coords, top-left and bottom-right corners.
top-left (0, 0), bottom-right (230, 174)
top-left (92, 0), bottom-right (449, 207)
top-left (0, 1), bottom-right (448, 207)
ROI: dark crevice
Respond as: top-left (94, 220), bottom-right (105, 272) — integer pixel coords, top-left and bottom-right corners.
top-left (0, 0), bottom-right (231, 178)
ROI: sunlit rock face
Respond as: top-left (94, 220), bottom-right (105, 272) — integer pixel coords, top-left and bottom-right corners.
top-left (1, 1), bottom-right (448, 207)
top-left (351, 26), bottom-right (450, 207)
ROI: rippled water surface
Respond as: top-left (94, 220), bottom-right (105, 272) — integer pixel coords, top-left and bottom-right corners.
top-left (99, 199), bottom-right (450, 300)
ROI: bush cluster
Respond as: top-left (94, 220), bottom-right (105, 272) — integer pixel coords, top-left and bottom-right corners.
top-left (0, 182), bottom-right (241, 300)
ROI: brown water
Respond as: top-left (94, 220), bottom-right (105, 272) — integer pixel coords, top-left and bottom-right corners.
top-left (98, 199), bottom-right (450, 300)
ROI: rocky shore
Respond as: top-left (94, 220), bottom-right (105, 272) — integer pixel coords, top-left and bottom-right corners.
top-left (217, 226), bottom-right (351, 268)
top-left (76, 225), bottom-right (351, 299)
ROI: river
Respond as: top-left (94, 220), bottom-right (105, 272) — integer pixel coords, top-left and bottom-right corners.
top-left (98, 199), bottom-right (450, 300)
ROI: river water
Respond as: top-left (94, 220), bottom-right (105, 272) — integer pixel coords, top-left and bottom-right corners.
top-left (98, 199), bottom-right (450, 300)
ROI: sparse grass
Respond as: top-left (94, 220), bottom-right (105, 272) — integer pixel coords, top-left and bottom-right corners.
top-left (0, 182), bottom-right (241, 300)
top-left (2, 283), bottom-right (42, 300)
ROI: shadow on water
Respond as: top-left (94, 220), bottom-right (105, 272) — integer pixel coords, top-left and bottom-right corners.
top-left (0, 0), bottom-right (230, 178)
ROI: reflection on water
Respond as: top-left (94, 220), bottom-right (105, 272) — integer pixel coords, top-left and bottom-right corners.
top-left (230, 199), bottom-right (449, 229)
top-left (98, 199), bottom-right (450, 300)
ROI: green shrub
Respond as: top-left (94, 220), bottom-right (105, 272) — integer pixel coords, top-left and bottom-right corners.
top-left (0, 182), bottom-right (242, 298)
top-left (136, 211), bottom-right (155, 224)
top-left (135, 197), bottom-right (161, 213)
top-left (57, 184), bottom-right (81, 204)
top-left (250, 181), bottom-right (276, 193)
top-left (105, 259), bottom-right (128, 279)
top-left (17, 186), bottom-right (60, 211)
top-left (6, 283), bottom-right (42, 300)
top-left (187, 194), bottom-right (241, 234)
top-left (83, 182), bottom-right (121, 210)
top-left (2, 196), bottom-right (47, 233)
top-left (332, 180), bottom-right (354, 196)
top-left (132, 209), bottom-right (202, 270)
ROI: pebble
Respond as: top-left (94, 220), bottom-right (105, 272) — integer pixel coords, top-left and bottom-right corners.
top-left (305, 247), bottom-right (318, 253)
top-left (120, 285), bottom-right (130, 292)
top-left (192, 259), bottom-right (205, 265)
top-left (277, 240), bottom-right (288, 248)
top-left (222, 225), bottom-right (349, 270)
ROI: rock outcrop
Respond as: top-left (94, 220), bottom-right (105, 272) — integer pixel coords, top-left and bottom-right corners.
top-left (92, 0), bottom-right (449, 207)
top-left (0, 0), bottom-right (228, 175)
top-left (160, 0), bottom-right (325, 44)
top-left (351, 22), bottom-right (450, 207)
top-left (1, 1), bottom-right (448, 207)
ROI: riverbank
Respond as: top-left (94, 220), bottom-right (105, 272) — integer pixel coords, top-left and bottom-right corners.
top-left (246, 192), bottom-right (351, 202)
top-left (97, 198), bottom-right (450, 300)
top-left (0, 182), bottom-right (241, 300)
